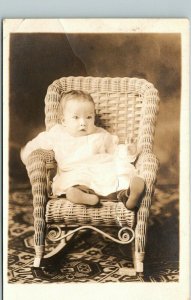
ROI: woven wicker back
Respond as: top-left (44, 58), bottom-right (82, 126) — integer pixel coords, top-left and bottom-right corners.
top-left (45, 77), bottom-right (159, 151)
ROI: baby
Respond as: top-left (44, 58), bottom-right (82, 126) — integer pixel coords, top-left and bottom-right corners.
top-left (21, 90), bottom-right (145, 210)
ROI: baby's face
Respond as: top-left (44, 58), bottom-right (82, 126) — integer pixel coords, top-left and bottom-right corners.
top-left (62, 99), bottom-right (96, 137)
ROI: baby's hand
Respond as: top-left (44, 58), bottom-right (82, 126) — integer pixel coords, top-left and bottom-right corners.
top-left (127, 143), bottom-right (137, 156)
top-left (126, 137), bottom-right (137, 156)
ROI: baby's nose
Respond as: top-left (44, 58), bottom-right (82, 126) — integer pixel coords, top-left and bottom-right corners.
top-left (80, 118), bottom-right (86, 127)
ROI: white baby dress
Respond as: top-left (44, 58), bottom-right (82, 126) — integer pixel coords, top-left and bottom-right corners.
top-left (21, 124), bottom-right (137, 196)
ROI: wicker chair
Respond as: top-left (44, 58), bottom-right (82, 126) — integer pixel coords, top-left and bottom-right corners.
top-left (25, 76), bottom-right (159, 274)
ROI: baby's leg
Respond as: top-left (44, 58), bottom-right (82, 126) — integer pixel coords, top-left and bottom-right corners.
top-left (66, 186), bottom-right (99, 206)
top-left (118, 177), bottom-right (145, 210)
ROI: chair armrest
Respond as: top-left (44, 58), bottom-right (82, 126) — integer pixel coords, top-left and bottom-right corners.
top-left (134, 151), bottom-right (159, 253)
top-left (25, 149), bottom-right (56, 251)
top-left (135, 151), bottom-right (159, 193)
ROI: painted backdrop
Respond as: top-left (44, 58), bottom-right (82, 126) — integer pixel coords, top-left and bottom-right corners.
top-left (9, 33), bottom-right (181, 184)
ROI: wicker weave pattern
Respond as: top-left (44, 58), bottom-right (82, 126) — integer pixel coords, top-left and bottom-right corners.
top-left (46, 199), bottom-right (135, 228)
top-left (26, 150), bottom-right (55, 249)
top-left (135, 152), bottom-right (159, 253)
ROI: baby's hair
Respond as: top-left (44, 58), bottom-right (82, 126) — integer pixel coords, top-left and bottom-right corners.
top-left (58, 90), bottom-right (95, 121)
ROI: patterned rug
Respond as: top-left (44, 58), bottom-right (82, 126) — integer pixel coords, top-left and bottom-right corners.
top-left (8, 183), bottom-right (179, 283)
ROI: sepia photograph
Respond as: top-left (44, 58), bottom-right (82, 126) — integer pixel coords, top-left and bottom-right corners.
top-left (3, 19), bottom-right (189, 299)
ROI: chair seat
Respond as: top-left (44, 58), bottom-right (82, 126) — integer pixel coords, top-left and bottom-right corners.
top-left (46, 198), bottom-right (135, 228)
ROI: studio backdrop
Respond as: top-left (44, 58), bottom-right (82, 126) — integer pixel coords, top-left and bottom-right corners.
top-left (9, 33), bottom-right (181, 185)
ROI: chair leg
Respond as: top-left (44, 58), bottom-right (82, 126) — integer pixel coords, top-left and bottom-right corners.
top-left (135, 251), bottom-right (144, 273)
top-left (44, 231), bottom-right (75, 259)
top-left (131, 240), bottom-right (136, 269)
top-left (33, 245), bottom-right (45, 267)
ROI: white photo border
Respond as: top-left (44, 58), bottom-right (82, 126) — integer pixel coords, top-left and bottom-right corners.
top-left (3, 18), bottom-right (190, 300)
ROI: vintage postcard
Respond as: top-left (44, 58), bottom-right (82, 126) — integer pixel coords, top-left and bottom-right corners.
top-left (3, 19), bottom-right (190, 300)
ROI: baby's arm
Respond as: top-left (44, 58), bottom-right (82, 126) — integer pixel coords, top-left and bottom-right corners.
top-left (21, 126), bottom-right (57, 165)
top-left (114, 137), bottom-right (140, 163)
top-left (126, 142), bottom-right (139, 163)
top-left (124, 137), bottom-right (140, 162)
top-left (103, 131), bottom-right (140, 162)
top-left (103, 131), bottom-right (119, 154)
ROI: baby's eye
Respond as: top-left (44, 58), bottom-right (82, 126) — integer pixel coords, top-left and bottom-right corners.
top-left (87, 116), bottom-right (93, 119)
top-left (73, 116), bottom-right (79, 119)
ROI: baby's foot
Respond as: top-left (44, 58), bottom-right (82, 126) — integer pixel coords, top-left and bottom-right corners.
top-left (66, 187), bottom-right (99, 206)
top-left (118, 177), bottom-right (145, 210)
